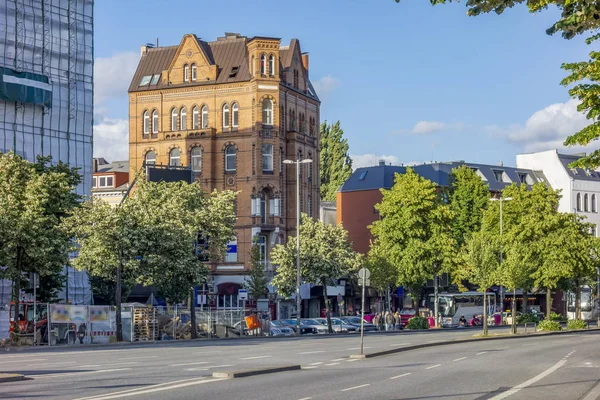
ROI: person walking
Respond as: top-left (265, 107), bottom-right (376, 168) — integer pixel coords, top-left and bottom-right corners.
top-left (385, 311), bottom-right (393, 331)
top-left (394, 310), bottom-right (401, 330)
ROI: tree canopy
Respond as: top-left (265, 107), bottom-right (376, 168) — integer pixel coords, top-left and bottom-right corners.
top-left (320, 121), bottom-right (353, 202)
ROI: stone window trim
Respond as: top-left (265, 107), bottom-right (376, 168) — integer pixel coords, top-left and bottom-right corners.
top-left (201, 104), bottom-right (209, 129)
top-left (143, 147), bottom-right (157, 166)
top-left (189, 145), bottom-right (203, 173)
top-left (143, 110), bottom-right (150, 135)
top-left (222, 102), bottom-right (230, 131)
top-left (184, 64), bottom-right (189, 82)
top-left (223, 142), bottom-right (238, 173)
top-left (152, 109), bottom-right (159, 134)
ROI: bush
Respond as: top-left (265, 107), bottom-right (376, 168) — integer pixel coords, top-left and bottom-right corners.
top-left (567, 319), bottom-right (588, 330)
top-left (537, 320), bottom-right (562, 332)
top-left (549, 312), bottom-right (564, 321)
top-left (406, 316), bottom-right (429, 330)
top-left (517, 312), bottom-right (540, 324)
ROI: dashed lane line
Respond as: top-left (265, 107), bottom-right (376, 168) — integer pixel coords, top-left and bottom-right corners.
top-left (34, 368), bottom-right (133, 380)
top-left (302, 366), bottom-right (319, 370)
top-left (170, 362), bottom-right (209, 367)
top-left (389, 343), bottom-right (412, 347)
top-left (346, 347), bottom-right (371, 350)
top-left (453, 357), bottom-right (467, 362)
top-left (185, 365), bottom-right (233, 371)
top-left (118, 356), bottom-right (158, 360)
top-left (325, 362), bottom-right (340, 366)
top-left (346, 359), bottom-right (359, 362)
top-left (297, 397), bottom-right (313, 400)
top-left (308, 362), bottom-right (324, 366)
top-left (390, 373), bottom-right (412, 380)
top-left (426, 364), bottom-right (442, 370)
top-left (476, 351), bottom-right (488, 356)
top-left (240, 355), bottom-right (272, 360)
top-left (340, 384), bottom-right (371, 392)
top-left (2, 359), bottom-right (47, 364)
top-left (299, 351), bottom-right (325, 354)
top-left (331, 358), bottom-right (346, 362)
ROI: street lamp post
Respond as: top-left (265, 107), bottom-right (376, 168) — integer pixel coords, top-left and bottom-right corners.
top-left (283, 158), bottom-right (313, 336)
top-left (489, 197), bottom-right (513, 333)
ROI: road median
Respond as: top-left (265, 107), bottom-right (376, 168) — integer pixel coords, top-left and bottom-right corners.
top-left (0, 374), bottom-right (25, 383)
top-left (212, 364), bottom-right (301, 379)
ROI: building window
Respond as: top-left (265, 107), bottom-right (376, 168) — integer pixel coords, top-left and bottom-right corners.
top-left (191, 147), bottom-right (202, 172)
top-left (225, 239), bottom-right (238, 263)
top-left (92, 177), bottom-right (96, 188)
top-left (192, 107), bottom-right (199, 130)
top-left (150, 73), bottom-right (160, 86)
top-left (201, 106), bottom-right (209, 129)
top-left (260, 193), bottom-right (267, 224)
top-left (518, 173), bottom-right (528, 184)
top-left (145, 151), bottom-right (156, 165)
top-left (493, 170), bottom-right (504, 182)
top-left (97, 176), bottom-right (114, 188)
top-left (293, 69), bottom-right (299, 87)
top-left (262, 99), bottom-right (273, 125)
top-left (180, 107), bottom-right (187, 131)
top-left (225, 145), bottom-right (236, 172)
top-left (169, 148), bottom-right (181, 167)
top-left (307, 157), bottom-right (312, 181)
top-left (585, 194), bottom-right (589, 212)
top-left (593, 194), bottom-right (597, 213)
top-left (143, 111), bottom-right (150, 134)
top-left (232, 103), bottom-right (239, 128)
top-left (222, 104), bottom-right (230, 129)
top-left (171, 108), bottom-right (178, 131)
top-left (107, 176), bottom-right (114, 187)
top-left (269, 197), bottom-right (281, 217)
top-left (152, 110), bottom-right (158, 134)
top-left (260, 54), bottom-right (266, 75)
top-left (184, 64), bottom-right (189, 82)
top-left (257, 235), bottom-right (267, 262)
top-left (262, 144), bottom-right (273, 172)
top-left (577, 193), bottom-right (582, 212)
top-left (289, 109), bottom-right (293, 131)
top-left (98, 177), bottom-right (106, 187)
top-left (191, 63), bottom-right (197, 81)
top-left (269, 54), bottom-right (275, 76)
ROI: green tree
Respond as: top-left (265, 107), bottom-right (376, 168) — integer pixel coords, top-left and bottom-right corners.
top-left (246, 237), bottom-right (269, 300)
top-left (320, 121), bottom-right (353, 202)
top-left (0, 152), bottom-right (78, 334)
top-left (271, 214), bottom-right (359, 333)
top-left (370, 168), bottom-right (456, 326)
top-left (394, 0), bottom-right (600, 168)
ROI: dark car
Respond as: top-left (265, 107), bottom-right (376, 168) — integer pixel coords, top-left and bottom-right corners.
top-left (280, 319), bottom-right (319, 334)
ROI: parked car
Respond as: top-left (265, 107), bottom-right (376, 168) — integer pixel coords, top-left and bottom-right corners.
top-left (314, 317), bottom-right (358, 333)
top-left (279, 319), bottom-right (320, 334)
top-left (340, 316), bottom-right (378, 332)
top-left (301, 319), bottom-right (329, 334)
top-left (270, 326), bottom-right (294, 336)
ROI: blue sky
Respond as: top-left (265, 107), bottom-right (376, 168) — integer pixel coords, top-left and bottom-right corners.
top-left (93, 0), bottom-right (593, 168)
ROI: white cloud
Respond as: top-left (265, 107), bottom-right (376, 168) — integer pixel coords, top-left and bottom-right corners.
top-left (94, 52), bottom-right (139, 105)
top-left (490, 99), bottom-right (594, 152)
top-left (351, 154), bottom-right (404, 169)
top-left (410, 120), bottom-right (446, 135)
top-left (312, 75), bottom-right (340, 97)
top-left (93, 117), bottom-right (129, 161)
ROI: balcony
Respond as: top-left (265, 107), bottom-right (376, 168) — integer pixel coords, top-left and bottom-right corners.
top-left (260, 125), bottom-right (278, 139)
top-left (252, 215), bottom-right (282, 230)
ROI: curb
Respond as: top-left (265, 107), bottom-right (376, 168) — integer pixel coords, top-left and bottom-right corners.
top-left (212, 365), bottom-right (301, 378)
top-left (0, 374), bottom-right (25, 383)
top-left (353, 328), bottom-right (600, 359)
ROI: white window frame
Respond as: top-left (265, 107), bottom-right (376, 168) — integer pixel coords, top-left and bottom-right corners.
top-left (184, 64), bottom-right (189, 82)
top-left (191, 64), bottom-right (197, 81)
top-left (232, 103), bottom-right (239, 128)
top-left (106, 176), bottom-right (114, 187)
top-left (251, 197), bottom-right (260, 216)
top-left (191, 147), bottom-right (202, 172)
top-left (193, 107), bottom-right (199, 130)
top-left (152, 110), bottom-right (158, 134)
top-left (99, 176), bottom-right (106, 187)
top-left (145, 151), bottom-right (156, 165)
top-left (201, 105), bottom-right (208, 129)
top-left (225, 146), bottom-right (236, 172)
top-left (143, 111), bottom-right (150, 134)
top-left (225, 239), bottom-right (237, 263)
top-left (260, 54), bottom-right (266, 75)
top-left (180, 107), bottom-right (187, 131)
top-left (269, 198), bottom-right (281, 216)
top-left (222, 104), bottom-right (230, 128)
top-left (269, 54), bottom-right (275, 76)
top-left (92, 177), bottom-right (97, 188)
top-left (262, 144), bottom-right (273, 172)
top-left (170, 148), bottom-right (181, 166)
top-left (262, 99), bottom-right (273, 126)
top-left (171, 108), bottom-right (178, 131)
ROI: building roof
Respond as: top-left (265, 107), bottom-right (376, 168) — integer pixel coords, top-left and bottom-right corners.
top-left (339, 161), bottom-right (547, 193)
top-left (557, 152), bottom-right (600, 181)
top-left (94, 160), bottom-right (129, 174)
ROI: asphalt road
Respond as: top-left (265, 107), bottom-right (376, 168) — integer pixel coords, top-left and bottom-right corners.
top-left (1, 328), bottom-right (599, 400)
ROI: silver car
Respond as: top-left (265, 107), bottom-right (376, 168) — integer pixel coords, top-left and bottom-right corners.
top-left (314, 317), bottom-right (358, 333)
top-left (301, 318), bottom-right (329, 334)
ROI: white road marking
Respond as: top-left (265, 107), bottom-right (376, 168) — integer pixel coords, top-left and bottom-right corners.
top-left (72, 377), bottom-right (226, 400)
top-left (240, 355), bottom-right (272, 360)
top-left (476, 351), bottom-right (488, 356)
top-left (340, 384), bottom-right (371, 392)
top-left (74, 378), bottom-right (206, 400)
top-left (299, 351), bottom-right (325, 354)
top-left (76, 365), bottom-right (101, 368)
top-left (170, 361), bottom-right (209, 367)
top-left (426, 364), bottom-right (442, 370)
top-left (325, 362), bottom-right (340, 366)
top-left (118, 356), bottom-right (158, 360)
top-left (490, 358), bottom-right (568, 399)
top-left (582, 381), bottom-right (600, 400)
top-left (389, 343), bottom-right (411, 347)
top-left (346, 359), bottom-right (359, 362)
top-left (346, 347), bottom-right (370, 350)
top-left (103, 362), bottom-right (140, 367)
top-left (297, 397), bottom-right (313, 400)
top-left (308, 362), bottom-right (324, 365)
top-left (331, 358), bottom-right (346, 362)
top-left (185, 364), bottom-right (232, 371)
top-left (25, 361), bottom-right (78, 368)
top-left (390, 372), bottom-right (412, 380)
top-left (453, 357), bottom-right (467, 362)
top-left (2, 359), bottom-right (47, 364)
top-left (35, 368), bottom-right (132, 380)
top-left (426, 340), bottom-right (440, 343)
top-left (302, 366), bottom-right (319, 370)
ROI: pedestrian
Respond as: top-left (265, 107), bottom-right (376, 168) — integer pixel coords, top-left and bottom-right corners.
top-left (394, 310), bottom-right (400, 330)
top-left (385, 311), bottom-right (393, 331)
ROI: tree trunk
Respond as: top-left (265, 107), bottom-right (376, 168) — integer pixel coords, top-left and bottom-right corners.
top-left (522, 291), bottom-right (528, 315)
top-left (483, 288), bottom-right (488, 336)
top-left (511, 288), bottom-right (517, 334)
top-left (576, 280), bottom-right (582, 320)
top-left (546, 287), bottom-right (552, 320)
top-left (324, 283), bottom-right (332, 333)
top-left (12, 248), bottom-right (23, 336)
top-left (115, 251), bottom-right (123, 342)
top-left (190, 285), bottom-right (198, 339)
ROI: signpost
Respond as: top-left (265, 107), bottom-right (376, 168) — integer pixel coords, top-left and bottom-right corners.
top-left (238, 289), bottom-right (248, 336)
top-left (358, 268), bottom-right (370, 356)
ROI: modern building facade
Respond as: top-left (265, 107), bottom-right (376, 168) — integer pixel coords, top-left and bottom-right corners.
top-left (91, 158), bottom-right (129, 207)
top-left (0, 1), bottom-right (94, 311)
top-left (128, 33), bottom-right (320, 310)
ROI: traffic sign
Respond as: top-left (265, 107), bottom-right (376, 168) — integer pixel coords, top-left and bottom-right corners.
top-left (358, 278), bottom-right (370, 286)
top-left (358, 268), bottom-right (370, 280)
top-left (238, 289), bottom-right (248, 300)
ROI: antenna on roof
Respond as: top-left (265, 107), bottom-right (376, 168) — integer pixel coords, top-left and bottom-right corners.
top-left (145, 42), bottom-right (155, 49)
top-left (156, 37), bottom-right (159, 48)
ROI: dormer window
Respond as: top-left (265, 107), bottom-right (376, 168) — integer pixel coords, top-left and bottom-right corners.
top-left (139, 75), bottom-right (152, 86)
top-left (493, 169), bottom-right (504, 182)
top-left (518, 172), bottom-right (528, 184)
top-left (150, 74), bottom-right (160, 86)
top-left (191, 64), bottom-right (197, 81)
top-left (230, 66), bottom-right (239, 78)
top-left (184, 64), bottom-right (189, 82)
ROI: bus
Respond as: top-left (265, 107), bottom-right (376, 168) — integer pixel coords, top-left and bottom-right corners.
top-left (427, 292), bottom-right (496, 328)
top-left (566, 286), bottom-right (598, 321)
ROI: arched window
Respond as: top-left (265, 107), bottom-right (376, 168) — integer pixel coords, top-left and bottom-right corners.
top-left (171, 108), bottom-right (178, 131)
top-left (180, 107), bottom-right (187, 131)
top-left (201, 105), bottom-right (208, 128)
top-left (269, 54), bottom-right (275, 76)
top-left (191, 64), bottom-right (197, 81)
top-left (222, 104), bottom-right (230, 129)
top-left (169, 148), bottom-right (181, 166)
top-left (192, 107), bottom-right (199, 130)
top-left (145, 151), bottom-right (156, 165)
top-left (262, 99), bottom-right (273, 125)
top-left (593, 194), bottom-right (597, 213)
top-left (262, 144), bottom-right (273, 172)
top-left (191, 147), bottom-right (202, 172)
top-left (143, 111), bottom-right (150, 134)
top-left (184, 64), bottom-right (189, 82)
top-left (152, 110), bottom-right (158, 134)
top-left (584, 194), bottom-right (589, 212)
top-left (232, 103), bottom-right (239, 128)
top-left (577, 193), bottom-right (582, 212)
top-left (225, 145), bottom-right (236, 172)
top-left (260, 54), bottom-right (266, 75)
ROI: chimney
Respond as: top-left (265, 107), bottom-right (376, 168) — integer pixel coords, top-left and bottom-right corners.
top-left (498, 161), bottom-right (504, 167)
top-left (140, 45), bottom-right (148, 57)
top-left (301, 52), bottom-right (309, 74)
top-left (379, 160), bottom-right (385, 167)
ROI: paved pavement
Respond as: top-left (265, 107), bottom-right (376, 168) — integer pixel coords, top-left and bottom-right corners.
top-left (0, 328), bottom-right (598, 399)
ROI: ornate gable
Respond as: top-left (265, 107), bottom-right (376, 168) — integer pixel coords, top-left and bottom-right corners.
top-left (167, 34), bottom-right (217, 84)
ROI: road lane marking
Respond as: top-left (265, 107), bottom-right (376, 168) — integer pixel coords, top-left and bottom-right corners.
top-left (340, 384), bottom-right (371, 392)
top-left (582, 381), bottom-right (600, 400)
top-left (453, 357), bottom-right (467, 362)
top-left (426, 364), bottom-right (442, 370)
top-left (346, 359), bottom-right (359, 362)
top-left (34, 368), bottom-right (132, 379)
top-left (73, 377), bottom-right (226, 400)
top-left (302, 366), bottom-right (319, 369)
top-left (476, 351), bottom-right (488, 356)
top-left (390, 373), bottom-right (412, 380)
top-left (118, 356), bottom-right (158, 360)
top-left (2, 359), bottom-right (47, 364)
top-left (389, 343), bottom-right (411, 347)
top-left (240, 355), bottom-right (272, 360)
top-left (104, 362), bottom-right (141, 366)
top-left (170, 362), bottom-right (209, 367)
top-left (325, 362), bottom-right (340, 366)
top-left (308, 362), bottom-right (324, 365)
top-left (426, 340), bottom-right (440, 343)
top-left (490, 358), bottom-right (567, 399)
top-left (25, 361), bottom-right (78, 368)
top-left (185, 365), bottom-right (232, 371)
top-left (299, 351), bottom-right (325, 354)
top-left (346, 347), bottom-right (370, 350)
top-left (297, 397), bottom-right (313, 400)
top-left (331, 358), bottom-right (346, 362)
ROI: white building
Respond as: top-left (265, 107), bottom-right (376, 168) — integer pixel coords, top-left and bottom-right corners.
top-left (516, 149), bottom-right (600, 235)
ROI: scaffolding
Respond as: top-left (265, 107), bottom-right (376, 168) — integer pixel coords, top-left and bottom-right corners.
top-left (0, 0), bottom-right (94, 306)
